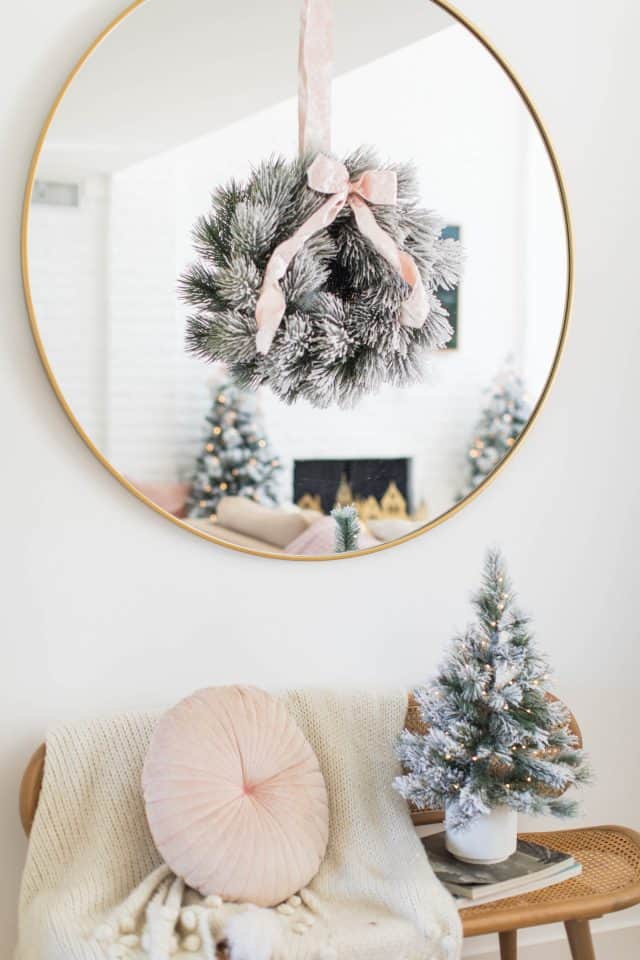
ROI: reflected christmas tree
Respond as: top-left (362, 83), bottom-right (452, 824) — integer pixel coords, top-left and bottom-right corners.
top-left (187, 382), bottom-right (281, 518)
top-left (458, 364), bottom-right (531, 500)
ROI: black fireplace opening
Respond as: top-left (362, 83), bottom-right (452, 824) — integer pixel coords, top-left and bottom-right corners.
top-left (293, 458), bottom-right (410, 514)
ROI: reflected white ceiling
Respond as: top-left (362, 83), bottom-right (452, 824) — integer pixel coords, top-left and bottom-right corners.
top-left (40, 0), bottom-right (452, 177)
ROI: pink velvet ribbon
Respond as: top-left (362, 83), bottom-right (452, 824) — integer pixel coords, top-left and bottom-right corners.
top-left (298, 0), bottom-right (333, 155)
top-left (255, 155), bottom-right (430, 354)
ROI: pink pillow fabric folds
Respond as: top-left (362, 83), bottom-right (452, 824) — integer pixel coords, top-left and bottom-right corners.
top-left (142, 686), bottom-right (329, 906)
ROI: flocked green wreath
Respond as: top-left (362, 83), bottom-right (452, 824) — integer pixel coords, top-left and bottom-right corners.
top-left (181, 149), bottom-right (462, 408)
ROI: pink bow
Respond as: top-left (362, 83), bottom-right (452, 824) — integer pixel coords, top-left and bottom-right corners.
top-left (255, 154), bottom-right (430, 355)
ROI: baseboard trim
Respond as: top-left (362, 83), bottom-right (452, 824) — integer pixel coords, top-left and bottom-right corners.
top-left (462, 918), bottom-right (640, 958)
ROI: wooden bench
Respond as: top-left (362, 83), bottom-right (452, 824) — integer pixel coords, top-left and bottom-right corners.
top-left (19, 702), bottom-right (640, 959)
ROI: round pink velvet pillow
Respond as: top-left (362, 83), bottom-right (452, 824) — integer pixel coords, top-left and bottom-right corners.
top-left (142, 686), bottom-right (329, 906)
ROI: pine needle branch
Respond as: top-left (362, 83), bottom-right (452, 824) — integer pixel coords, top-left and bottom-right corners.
top-left (332, 505), bottom-right (361, 553)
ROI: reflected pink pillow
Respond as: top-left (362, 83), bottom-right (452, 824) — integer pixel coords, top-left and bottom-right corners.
top-left (142, 686), bottom-right (329, 906)
top-left (128, 480), bottom-right (190, 517)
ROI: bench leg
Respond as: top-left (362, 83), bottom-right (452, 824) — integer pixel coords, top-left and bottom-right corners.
top-left (565, 919), bottom-right (596, 960)
top-left (499, 930), bottom-right (517, 960)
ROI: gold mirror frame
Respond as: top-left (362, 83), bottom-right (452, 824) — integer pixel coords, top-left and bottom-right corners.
top-left (21, 0), bottom-right (573, 562)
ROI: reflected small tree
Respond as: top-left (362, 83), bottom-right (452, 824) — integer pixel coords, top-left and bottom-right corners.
top-left (187, 381), bottom-right (281, 518)
top-left (458, 364), bottom-right (531, 500)
top-left (332, 505), bottom-right (361, 553)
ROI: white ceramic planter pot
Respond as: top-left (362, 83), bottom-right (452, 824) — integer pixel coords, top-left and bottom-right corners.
top-left (445, 805), bottom-right (517, 864)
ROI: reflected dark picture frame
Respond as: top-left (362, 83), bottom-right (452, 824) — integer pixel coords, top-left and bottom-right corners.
top-left (440, 224), bottom-right (460, 349)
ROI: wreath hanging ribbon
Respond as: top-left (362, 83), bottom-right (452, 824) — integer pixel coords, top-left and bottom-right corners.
top-left (255, 0), bottom-right (429, 356)
top-left (183, 0), bottom-right (462, 407)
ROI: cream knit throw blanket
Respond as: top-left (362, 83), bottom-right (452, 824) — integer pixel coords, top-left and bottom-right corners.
top-left (16, 690), bottom-right (461, 960)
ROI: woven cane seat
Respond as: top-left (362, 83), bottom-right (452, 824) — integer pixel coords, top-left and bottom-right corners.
top-left (460, 825), bottom-right (640, 937)
top-left (401, 699), bottom-right (640, 938)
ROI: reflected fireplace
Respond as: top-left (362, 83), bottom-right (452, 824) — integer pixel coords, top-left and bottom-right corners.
top-left (293, 458), bottom-right (425, 522)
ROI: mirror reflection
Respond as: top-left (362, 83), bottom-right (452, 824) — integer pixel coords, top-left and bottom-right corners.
top-left (27, 0), bottom-right (568, 556)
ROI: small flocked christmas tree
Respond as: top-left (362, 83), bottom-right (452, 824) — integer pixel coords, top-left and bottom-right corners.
top-left (394, 550), bottom-right (589, 830)
top-left (187, 382), bottom-right (281, 519)
top-left (458, 365), bottom-right (531, 500)
top-left (332, 505), bottom-right (361, 553)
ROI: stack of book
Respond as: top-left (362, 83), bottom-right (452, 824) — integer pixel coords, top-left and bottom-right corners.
top-left (418, 828), bottom-right (581, 909)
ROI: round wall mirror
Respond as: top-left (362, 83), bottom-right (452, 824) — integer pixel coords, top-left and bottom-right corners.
top-left (23, 0), bottom-right (571, 560)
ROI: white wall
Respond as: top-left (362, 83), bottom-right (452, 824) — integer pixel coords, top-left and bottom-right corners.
top-left (107, 154), bottom-right (181, 482)
top-left (2, 1), bottom-right (639, 957)
top-left (28, 174), bottom-right (109, 450)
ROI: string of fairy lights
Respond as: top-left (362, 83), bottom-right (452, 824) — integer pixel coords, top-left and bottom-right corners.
top-left (438, 609), bottom-right (551, 793)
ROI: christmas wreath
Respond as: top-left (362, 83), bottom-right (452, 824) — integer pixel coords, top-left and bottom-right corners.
top-left (181, 0), bottom-right (462, 408)
top-left (182, 150), bottom-right (462, 408)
